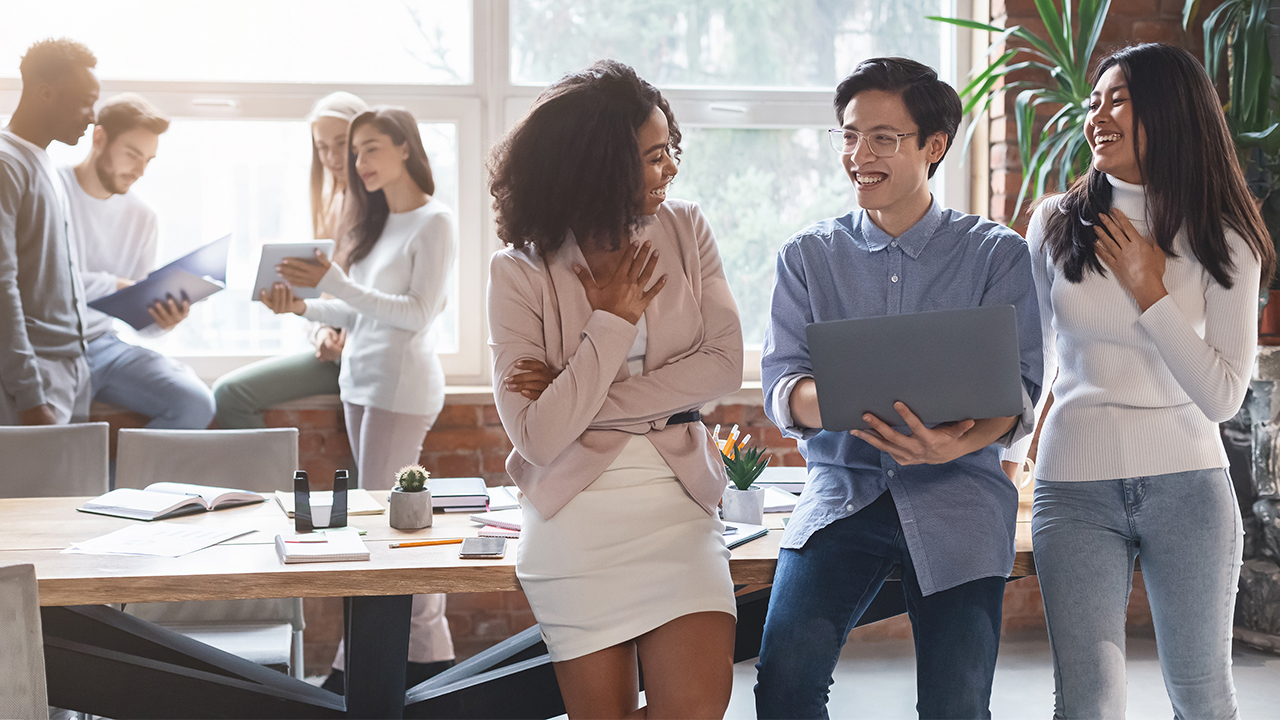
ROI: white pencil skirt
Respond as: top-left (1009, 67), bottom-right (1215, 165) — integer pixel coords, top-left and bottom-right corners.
top-left (517, 435), bottom-right (737, 662)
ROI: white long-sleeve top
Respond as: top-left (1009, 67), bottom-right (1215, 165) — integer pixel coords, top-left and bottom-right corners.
top-left (58, 165), bottom-right (162, 341)
top-left (302, 197), bottom-right (456, 416)
top-left (1006, 174), bottom-right (1260, 481)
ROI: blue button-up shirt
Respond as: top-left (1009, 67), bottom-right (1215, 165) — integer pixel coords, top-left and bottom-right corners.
top-left (761, 200), bottom-right (1042, 595)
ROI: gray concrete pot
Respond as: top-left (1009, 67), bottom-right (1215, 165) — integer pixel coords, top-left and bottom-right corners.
top-left (722, 486), bottom-right (764, 525)
top-left (390, 488), bottom-right (433, 530)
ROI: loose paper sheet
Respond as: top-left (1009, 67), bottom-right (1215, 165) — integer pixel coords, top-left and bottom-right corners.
top-left (64, 523), bottom-right (255, 558)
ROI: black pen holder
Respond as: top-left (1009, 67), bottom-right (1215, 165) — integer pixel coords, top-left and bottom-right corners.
top-left (293, 470), bottom-right (350, 533)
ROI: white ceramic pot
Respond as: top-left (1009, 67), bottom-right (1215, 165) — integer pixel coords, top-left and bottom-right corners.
top-left (389, 488), bottom-right (433, 530)
top-left (722, 486), bottom-right (765, 525)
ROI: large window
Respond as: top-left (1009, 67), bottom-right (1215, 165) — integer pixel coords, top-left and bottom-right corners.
top-left (2, 0), bottom-right (968, 385)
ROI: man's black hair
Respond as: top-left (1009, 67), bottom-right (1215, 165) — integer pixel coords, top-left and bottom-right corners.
top-left (834, 57), bottom-right (962, 179)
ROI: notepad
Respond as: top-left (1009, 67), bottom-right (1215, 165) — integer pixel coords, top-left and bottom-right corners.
top-left (273, 489), bottom-right (385, 518)
top-left (469, 508), bottom-right (522, 531)
top-left (485, 485), bottom-right (520, 511)
top-left (66, 523), bottom-right (254, 557)
top-left (79, 483), bottom-right (265, 521)
top-left (275, 527), bottom-right (370, 564)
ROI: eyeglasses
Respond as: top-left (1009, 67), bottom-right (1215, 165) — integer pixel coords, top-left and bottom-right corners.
top-left (828, 128), bottom-right (918, 157)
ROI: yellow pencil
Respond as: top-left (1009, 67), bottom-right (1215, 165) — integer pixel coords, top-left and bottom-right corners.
top-left (389, 538), bottom-right (466, 549)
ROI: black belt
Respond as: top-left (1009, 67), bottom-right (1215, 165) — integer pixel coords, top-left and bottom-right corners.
top-left (667, 410), bottom-right (701, 425)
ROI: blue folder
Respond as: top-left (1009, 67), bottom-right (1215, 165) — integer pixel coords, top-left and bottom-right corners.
top-left (88, 266), bottom-right (223, 331)
top-left (85, 234), bottom-right (231, 331)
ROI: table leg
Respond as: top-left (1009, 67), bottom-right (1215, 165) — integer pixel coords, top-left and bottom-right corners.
top-left (344, 594), bottom-right (413, 719)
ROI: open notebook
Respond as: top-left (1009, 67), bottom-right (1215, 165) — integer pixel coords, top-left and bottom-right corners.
top-left (79, 483), bottom-right (264, 521)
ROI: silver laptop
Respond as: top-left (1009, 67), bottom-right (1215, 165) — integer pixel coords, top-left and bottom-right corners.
top-left (805, 305), bottom-right (1023, 432)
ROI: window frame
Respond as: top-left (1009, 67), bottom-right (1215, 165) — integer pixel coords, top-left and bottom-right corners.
top-left (0, 0), bottom-right (975, 388)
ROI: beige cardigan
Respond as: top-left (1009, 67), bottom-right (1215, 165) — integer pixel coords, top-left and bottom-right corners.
top-left (488, 200), bottom-right (743, 519)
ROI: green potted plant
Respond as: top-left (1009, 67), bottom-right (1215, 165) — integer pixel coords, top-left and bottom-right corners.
top-left (390, 464), bottom-right (433, 530)
top-left (1185, 0), bottom-right (1280, 334)
top-left (930, 0), bottom-right (1112, 212)
top-left (716, 424), bottom-right (771, 525)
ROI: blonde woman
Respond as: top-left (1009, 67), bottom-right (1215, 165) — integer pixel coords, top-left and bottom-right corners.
top-left (213, 92), bottom-right (368, 429)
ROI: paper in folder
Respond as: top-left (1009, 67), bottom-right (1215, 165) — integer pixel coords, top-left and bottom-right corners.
top-left (88, 265), bottom-right (223, 330)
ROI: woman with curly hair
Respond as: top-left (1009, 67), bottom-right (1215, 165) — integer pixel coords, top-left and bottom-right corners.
top-left (487, 59), bottom-right (743, 719)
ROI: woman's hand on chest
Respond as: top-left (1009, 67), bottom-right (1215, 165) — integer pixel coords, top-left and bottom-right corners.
top-left (574, 239), bottom-right (667, 324)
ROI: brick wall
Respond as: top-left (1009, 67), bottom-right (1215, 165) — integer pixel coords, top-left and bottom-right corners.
top-left (986, 0), bottom-right (1222, 228)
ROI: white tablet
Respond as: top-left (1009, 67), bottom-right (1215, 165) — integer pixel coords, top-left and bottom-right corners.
top-left (251, 240), bottom-right (336, 301)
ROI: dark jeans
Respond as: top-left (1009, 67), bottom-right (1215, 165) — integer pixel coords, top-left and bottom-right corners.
top-left (754, 491), bottom-right (1005, 720)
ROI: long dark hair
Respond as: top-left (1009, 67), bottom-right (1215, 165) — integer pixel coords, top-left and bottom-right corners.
top-left (488, 59), bottom-right (681, 255)
top-left (343, 106), bottom-right (435, 266)
top-left (1044, 43), bottom-right (1274, 288)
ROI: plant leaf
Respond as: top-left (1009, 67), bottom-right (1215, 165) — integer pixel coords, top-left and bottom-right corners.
top-left (1182, 0), bottom-right (1202, 31)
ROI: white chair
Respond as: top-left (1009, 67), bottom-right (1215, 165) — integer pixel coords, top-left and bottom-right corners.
top-left (115, 428), bottom-right (307, 678)
top-left (0, 563), bottom-right (49, 720)
top-left (0, 423), bottom-right (110, 497)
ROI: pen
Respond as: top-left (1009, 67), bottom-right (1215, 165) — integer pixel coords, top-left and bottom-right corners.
top-left (389, 538), bottom-right (466, 549)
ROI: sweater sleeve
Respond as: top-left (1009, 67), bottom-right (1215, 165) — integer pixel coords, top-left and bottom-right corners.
top-left (1004, 202), bottom-right (1059, 463)
top-left (1136, 231), bottom-right (1260, 423)
top-left (488, 251), bottom-right (639, 467)
top-left (301, 297), bottom-right (358, 329)
top-left (310, 210), bottom-right (456, 332)
top-left (589, 206), bottom-right (744, 428)
top-left (0, 159), bottom-right (45, 411)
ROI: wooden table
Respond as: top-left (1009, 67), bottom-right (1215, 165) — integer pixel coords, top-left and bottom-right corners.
top-left (0, 496), bottom-right (1036, 718)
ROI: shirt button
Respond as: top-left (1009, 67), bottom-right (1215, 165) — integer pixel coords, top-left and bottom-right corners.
top-left (890, 241), bottom-right (898, 248)
top-left (846, 504), bottom-right (854, 511)
top-left (891, 275), bottom-right (899, 283)
top-left (887, 470), bottom-right (895, 477)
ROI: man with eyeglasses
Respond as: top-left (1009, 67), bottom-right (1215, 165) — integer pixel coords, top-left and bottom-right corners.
top-left (755, 57), bottom-right (1042, 718)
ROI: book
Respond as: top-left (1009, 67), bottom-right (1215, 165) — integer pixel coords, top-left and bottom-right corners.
top-left (430, 477), bottom-right (490, 510)
top-left (273, 489), bottom-right (385, 518)
top-left (274, 527), bottom-right (370, 564)
top-left (78, 482), bottom-right (265, 521)
top-left (469, 508), bottom-right (522, 531)
top-left (723, 521), bottom-right (769, 549)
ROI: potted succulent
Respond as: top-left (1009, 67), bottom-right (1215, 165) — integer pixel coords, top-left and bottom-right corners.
top-left (716, 424), bottom-right (771, 525)
top-left (390, 464), bottom-right (433, 531)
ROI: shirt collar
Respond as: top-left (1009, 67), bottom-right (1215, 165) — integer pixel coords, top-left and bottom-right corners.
top-left (856, 197), bottom-right (944, 259)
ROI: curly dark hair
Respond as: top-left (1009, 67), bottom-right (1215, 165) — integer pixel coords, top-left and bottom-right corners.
top-left (488, 59), bottom-right (681, 255)
top-left (19, 37), bottom-right (96, 84)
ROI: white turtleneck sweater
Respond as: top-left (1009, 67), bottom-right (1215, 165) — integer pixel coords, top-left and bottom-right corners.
top-left (1006, 174), bottom-right (1261, 481)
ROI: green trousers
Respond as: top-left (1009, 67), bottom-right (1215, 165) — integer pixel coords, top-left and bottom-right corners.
top-left (212, 351), bottom-right (341, 429)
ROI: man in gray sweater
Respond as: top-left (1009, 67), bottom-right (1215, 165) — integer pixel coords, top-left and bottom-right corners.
top-left (0, 38), bottom-right (99, 425)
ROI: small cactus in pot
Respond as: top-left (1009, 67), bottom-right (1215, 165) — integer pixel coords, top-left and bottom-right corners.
top-left (390, 464), bottom-right (433, 530)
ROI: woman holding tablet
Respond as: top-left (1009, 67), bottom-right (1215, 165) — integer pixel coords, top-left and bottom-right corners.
top-left (212, 91), bottom-right (368, 429)
top-left (261, 106), bottom-right (457, 689)
top-left (1013, 43), bottom-right (1274, 717)
top-left (487, 60), bottom-right (742, 719)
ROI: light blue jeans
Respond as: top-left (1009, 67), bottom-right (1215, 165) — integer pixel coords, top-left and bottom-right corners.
top-left (87, 334), bottom-right (216, 429)
top-left (1032, 468), bottom-right (1242, 720)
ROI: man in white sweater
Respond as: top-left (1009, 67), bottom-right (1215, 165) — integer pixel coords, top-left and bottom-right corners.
top-left (61, 93), bottom-right (215, 428)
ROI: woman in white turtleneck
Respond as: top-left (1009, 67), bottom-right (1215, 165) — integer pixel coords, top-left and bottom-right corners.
top-left (1007, 44), bottom-right (1275, 719)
